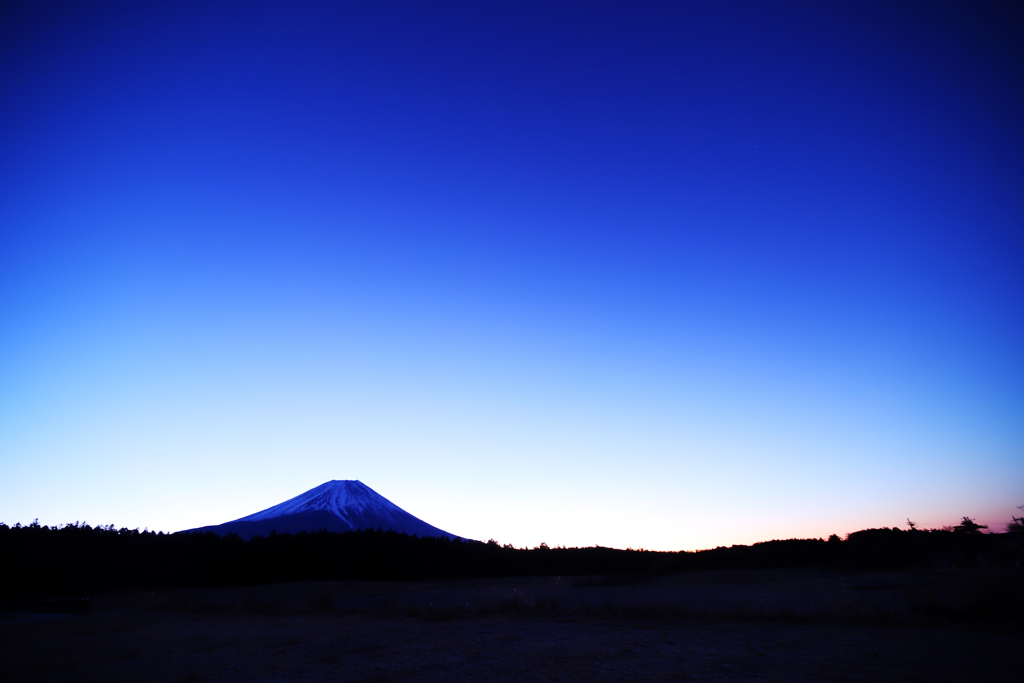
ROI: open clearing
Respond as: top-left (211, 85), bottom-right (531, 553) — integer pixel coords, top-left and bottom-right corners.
top-left (2, 569), bottom-right (1018, 682)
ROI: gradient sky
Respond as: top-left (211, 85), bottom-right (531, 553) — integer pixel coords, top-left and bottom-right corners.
top-left (1, 1), bottom-right (1022, 551)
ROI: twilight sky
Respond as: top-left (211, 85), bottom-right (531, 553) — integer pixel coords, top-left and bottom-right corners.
top-left (1, 1), bottom-right (1021, 550)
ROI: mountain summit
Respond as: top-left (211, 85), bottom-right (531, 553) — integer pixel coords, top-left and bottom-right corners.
top-left (182, 480), bottom-right (463, 541)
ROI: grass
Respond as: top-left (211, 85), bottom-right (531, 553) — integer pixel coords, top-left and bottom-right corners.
top-left (83, 569), bottom-right (1024, 629)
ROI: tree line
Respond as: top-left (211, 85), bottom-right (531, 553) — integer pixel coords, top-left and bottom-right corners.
top-left (0, 514), bottom-right (1020, 599)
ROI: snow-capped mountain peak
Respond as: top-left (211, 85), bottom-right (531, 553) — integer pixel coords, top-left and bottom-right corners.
top-left (236, 480), bottom-right (402, 525)
top-left (180, 480), bottom-right (464, 541)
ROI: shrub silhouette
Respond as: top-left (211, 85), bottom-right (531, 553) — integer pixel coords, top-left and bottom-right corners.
top-left (954, 516), bottom-right (988, 534)
top-left (1007, 505), bottom-right (1024, 535)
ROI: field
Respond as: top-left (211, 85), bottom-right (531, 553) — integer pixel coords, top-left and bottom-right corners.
top-left (2, 568), bottom-right (1019, 682)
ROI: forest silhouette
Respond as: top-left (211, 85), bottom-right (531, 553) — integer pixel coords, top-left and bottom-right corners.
top-left (2, 515), bottom-right (1020, 600)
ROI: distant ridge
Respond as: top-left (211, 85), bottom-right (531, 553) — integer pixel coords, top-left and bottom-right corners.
top-left (181, 480), bottom-right (464, 541)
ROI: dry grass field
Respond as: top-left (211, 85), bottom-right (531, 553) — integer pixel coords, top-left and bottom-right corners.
top-left (2, 568), bottom-right (1019, 682)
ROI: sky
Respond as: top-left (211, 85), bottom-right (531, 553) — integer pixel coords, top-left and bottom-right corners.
top-left (1, 1), bottom-right (1022, 551)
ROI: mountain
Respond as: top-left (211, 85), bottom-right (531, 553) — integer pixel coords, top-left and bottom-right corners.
top-left (181, 480), bottom-right (464, 541)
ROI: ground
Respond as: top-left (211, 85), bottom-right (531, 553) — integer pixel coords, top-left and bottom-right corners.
top-left (2, 569), bottom-right (1019, 682)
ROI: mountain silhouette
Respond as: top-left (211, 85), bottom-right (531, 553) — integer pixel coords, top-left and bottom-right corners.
top-left (182, 480), bottom-right (463, 541)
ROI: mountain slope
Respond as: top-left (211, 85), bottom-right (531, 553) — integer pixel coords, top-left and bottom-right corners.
top-left (181, 480), bottom-right (463, 541)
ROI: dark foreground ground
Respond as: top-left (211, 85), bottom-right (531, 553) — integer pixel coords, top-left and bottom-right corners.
top-left (2, 568), bottom-right (1019, 682)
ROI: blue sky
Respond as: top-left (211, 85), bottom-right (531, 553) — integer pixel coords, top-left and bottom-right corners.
top-left (1, 1), bottom-right (1021, 550)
